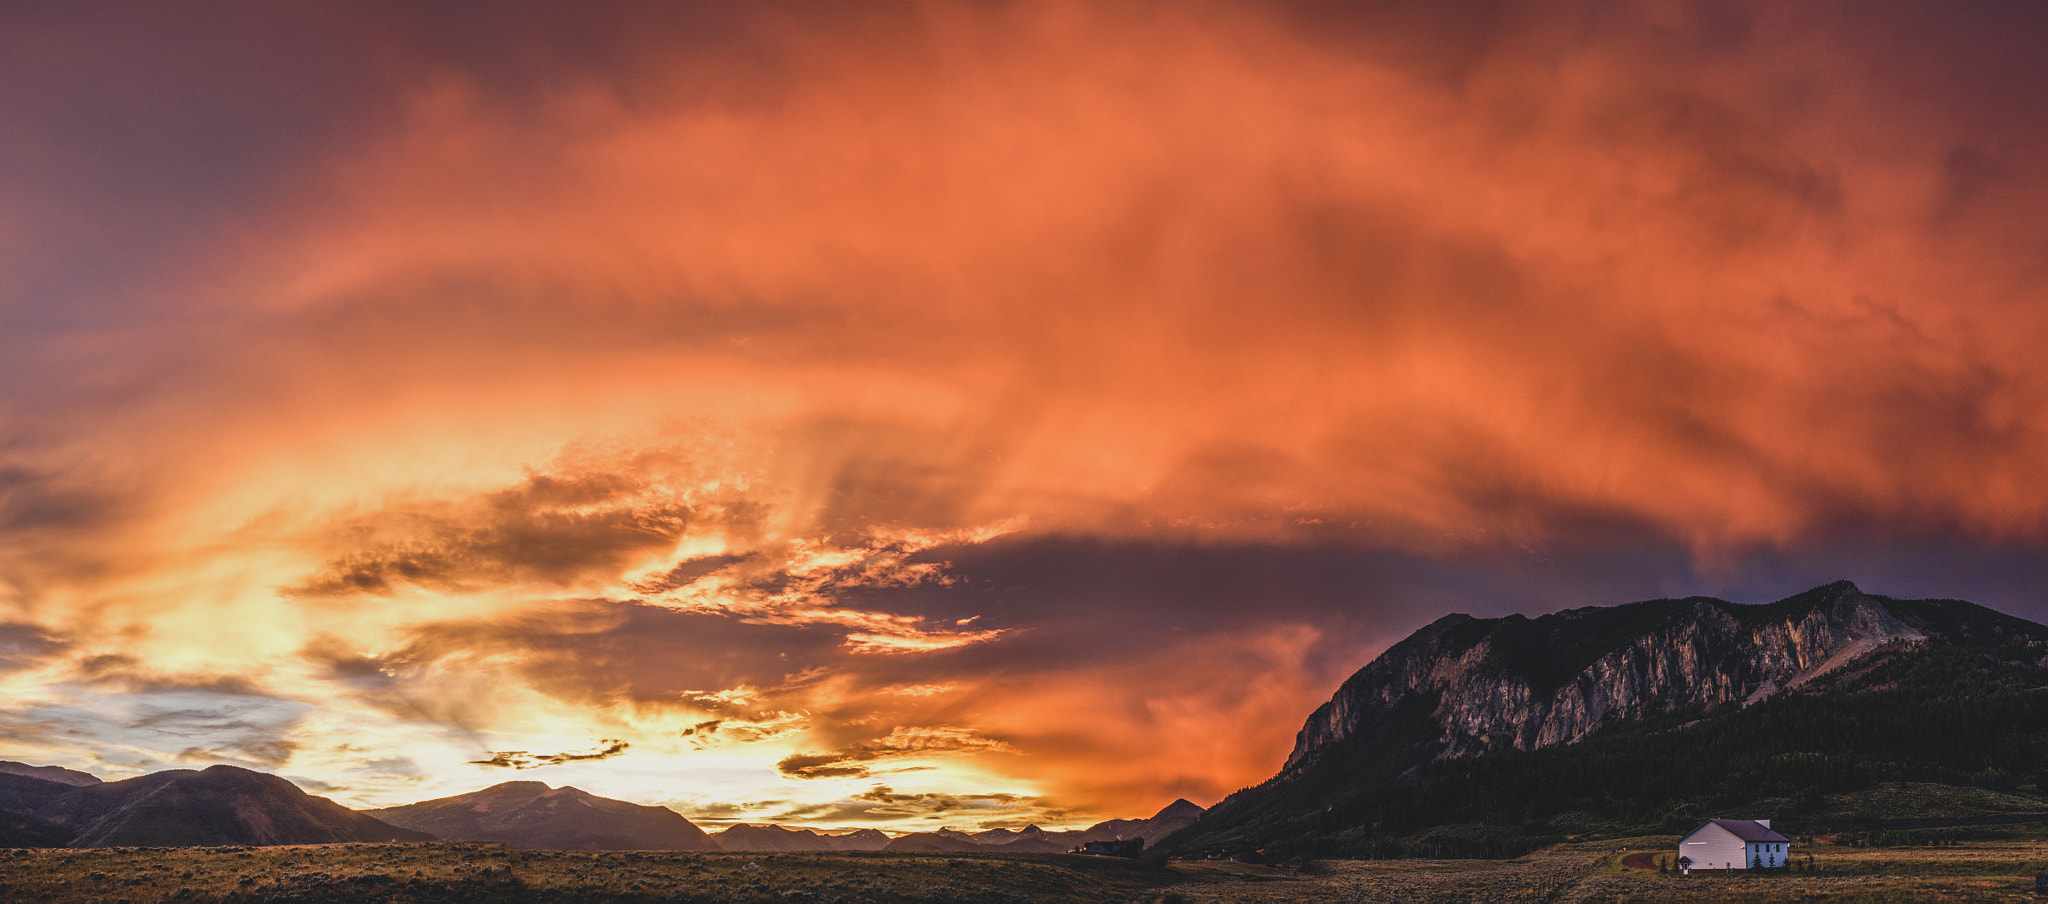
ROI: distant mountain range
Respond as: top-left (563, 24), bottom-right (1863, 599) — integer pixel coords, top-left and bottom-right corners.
top-left (715, 823), bottom-right (891, 851)
top-left (856, 798), bottom-right (1206, 854)
top-left (1173, 581), bottom-right (2048, 859)
top-left (0, 760), bottom-right (1196, 853)
top-left (366, 781), bottom-right (718, 851)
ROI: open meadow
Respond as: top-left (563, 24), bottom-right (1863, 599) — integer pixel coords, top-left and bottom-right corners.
top-left (8, 835), bottom-right (2048, 903)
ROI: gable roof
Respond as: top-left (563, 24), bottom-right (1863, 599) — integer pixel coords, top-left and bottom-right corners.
top-left (1692, 819), bottom-right (1789, 843)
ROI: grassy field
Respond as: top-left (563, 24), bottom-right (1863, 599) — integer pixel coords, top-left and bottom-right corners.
top-left (6, 836), bottom-right (2048, 902)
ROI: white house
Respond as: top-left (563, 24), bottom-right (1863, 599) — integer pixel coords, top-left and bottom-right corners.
top-left (1676, 819), bottom-right (1790, 872)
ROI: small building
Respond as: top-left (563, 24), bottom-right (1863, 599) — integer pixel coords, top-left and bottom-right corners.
top-left (1078, 838), bottom-right (1144, 857)
top-left (1677, 819), bottom-right (1790, 872)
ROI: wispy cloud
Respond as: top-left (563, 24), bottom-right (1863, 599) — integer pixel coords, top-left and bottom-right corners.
top-left (632, 521), bottom-right (1025, 654)
top-left (469, 739), bottom-right (630, 770)
top-left (778, 727), bottom-right (1019, 780)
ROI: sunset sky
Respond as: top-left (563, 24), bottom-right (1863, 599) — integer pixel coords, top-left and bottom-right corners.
top-left (2, 1), bottom-right (2046, 832)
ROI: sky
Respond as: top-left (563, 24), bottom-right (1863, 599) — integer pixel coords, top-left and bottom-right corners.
top-left (1, 0), bottom-right (2046, 833)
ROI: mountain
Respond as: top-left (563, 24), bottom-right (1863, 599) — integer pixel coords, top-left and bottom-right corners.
top-left (1131, 798), bottom-right (1204, 841)
top-left (820, 827), bottom-right (891, 851)
top-left (1176, 582), bottom-right (2048, 859)
top-left (717, 823), bottom-right (826, 851)
top-left (0, 774), bottom-right (76, 847)
top-left (1077, 818), bottom-right (1141, 842)
top-left (974, 825), bottom-right (1070, 854)
top-left (0, 773), bottom-right (84, 815)
top-left (881, 831), bottom-right (988, 853)
top-left (716, 824), bottom-right (893, 851)
top-left (1079, 799), bottom-right (1205, 845)
top-left (368, 781), bottom-right (717, 850)
top-left (0, 761), bottom-right (100, 787)
top-left (32, 764), bottom-right (429, 847)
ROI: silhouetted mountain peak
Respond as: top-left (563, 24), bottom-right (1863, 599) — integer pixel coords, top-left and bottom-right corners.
top-left (32, 763), bottom-right (426, 847)
top-left (369, 780), bottom-right (715, 850)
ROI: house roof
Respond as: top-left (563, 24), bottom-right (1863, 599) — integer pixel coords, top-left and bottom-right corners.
top-left (1692, 819), bottom-right (1790, 843)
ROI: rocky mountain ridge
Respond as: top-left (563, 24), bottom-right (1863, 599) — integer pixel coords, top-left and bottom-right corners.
top-left (1282, 581), bottom-right (2036, 775)
top-left (1173, 580), bottom-right (2048, 858)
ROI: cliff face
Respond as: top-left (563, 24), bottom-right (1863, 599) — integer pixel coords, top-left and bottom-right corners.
top-left (1282, 581), bottom-right (2029, 775)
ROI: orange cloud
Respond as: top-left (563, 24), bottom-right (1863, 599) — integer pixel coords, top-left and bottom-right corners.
top-left (2, 1), bottom-right (2046, 828)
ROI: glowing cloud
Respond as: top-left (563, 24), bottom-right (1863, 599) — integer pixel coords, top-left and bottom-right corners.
top-left (1, 1), bottom-right (2046, 829)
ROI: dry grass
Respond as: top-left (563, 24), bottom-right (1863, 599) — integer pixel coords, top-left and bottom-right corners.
top-left (1815, 782), bottom-right (2048, 822)
top-left (0, 843), bottom-right (1175, 903)
top-left (5, 836), bottom-right (2048, 902)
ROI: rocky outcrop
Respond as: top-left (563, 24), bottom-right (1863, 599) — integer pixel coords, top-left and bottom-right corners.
top-left (1282, 581), bottom-right (2037, 775)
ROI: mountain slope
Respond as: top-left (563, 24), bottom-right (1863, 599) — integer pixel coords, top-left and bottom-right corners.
top-left (1176, 582), bottom-right (2048, 858)
top-left (34, 765), bottom-right (429, 847)
top-left (368, 781), bottom-right (717, 851)
top-left (1078, 798), bottom-right (1205, 845)
top-left (0, 773), bottom-right (85, 815)
top-left (0, 761), bottom-right (100, 787)
top-left (0, 773), bottom-right (89, 847)
top-left (1130, 798), bottom-right (1204, 842)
